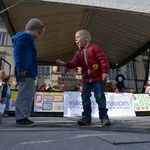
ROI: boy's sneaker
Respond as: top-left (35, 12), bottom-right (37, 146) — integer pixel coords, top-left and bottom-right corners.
top-left (16, 118), bottom-right (36, 127)
top-left (102, 119), bottom-right (111, 126)
top-left (77, 117), bottom-right (91, 126)
top-left (25, 118), bottom-right (36, 127)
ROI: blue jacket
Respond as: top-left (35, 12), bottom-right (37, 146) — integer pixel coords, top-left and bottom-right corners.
top-left (12, 32), bottom-right (37, 81)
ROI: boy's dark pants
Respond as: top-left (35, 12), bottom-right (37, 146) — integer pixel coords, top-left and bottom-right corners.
top-left (81, 81), bottom-right (109, 121)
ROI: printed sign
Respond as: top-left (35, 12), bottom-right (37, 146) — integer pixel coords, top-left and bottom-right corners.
top-left (34, 92), bottom-right (64, 112)
top-left (64, 92), bottom-right (136, 117)
top-left (133, 94), bottom-right (150, 111)
top-left (9, 91), bottom-right (64, 113)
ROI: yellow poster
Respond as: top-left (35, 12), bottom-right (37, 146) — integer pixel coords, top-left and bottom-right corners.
top-left (9, 91), bottom-right (18, 111)
top-left (9, 91), bottom-right (64, 113)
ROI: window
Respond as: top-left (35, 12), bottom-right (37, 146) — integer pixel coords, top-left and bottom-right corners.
top-left (126, 63), bottom-right (134, 79)
top-left (0, 33), bottom-right (6, 45)
top-left (41, 66), bottom-right (50, 74)
top-left (38, 66), bottom-right (50, 79)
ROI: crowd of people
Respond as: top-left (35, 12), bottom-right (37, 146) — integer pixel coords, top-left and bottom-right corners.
top-left (35, 82), bottom-right (60, 91)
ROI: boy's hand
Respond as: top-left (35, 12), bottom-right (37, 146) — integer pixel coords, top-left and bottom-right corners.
top-left (18, 71), bottom-right (27, 77)
top-left (102, 73), bottom-right (108, 81)
top-left (56, 59), bottom-right (65, 66)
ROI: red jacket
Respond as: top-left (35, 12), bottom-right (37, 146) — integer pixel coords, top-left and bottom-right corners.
top-left (66, 44), bottom-right (109, 82)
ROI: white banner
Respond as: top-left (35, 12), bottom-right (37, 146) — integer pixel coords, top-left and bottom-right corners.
top-left (64, 92), bottom-right (136, 117)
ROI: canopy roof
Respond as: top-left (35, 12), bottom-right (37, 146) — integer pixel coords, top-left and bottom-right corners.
top-left (1, 0), bottom-right (150, 68)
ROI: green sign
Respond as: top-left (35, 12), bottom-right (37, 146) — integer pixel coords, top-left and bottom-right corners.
top-left (133, 94), bottom-right (150, 111)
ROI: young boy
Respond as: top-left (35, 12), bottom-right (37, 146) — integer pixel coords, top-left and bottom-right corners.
top-left (12, 18), bottom-right (45, 127)
top-left (56, 29), bottom-right (111, 126)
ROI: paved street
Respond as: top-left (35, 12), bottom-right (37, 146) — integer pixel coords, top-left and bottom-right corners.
top-left (0, 116), bottom-right (150, 150)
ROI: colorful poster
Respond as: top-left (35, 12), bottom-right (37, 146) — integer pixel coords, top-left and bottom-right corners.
top-left (43, 95), bottom-right (54, 102)
top-left (9, 91), bottom-right (18, 111)
top-left (34, 92), bottom-right (63, 112)
top-left (9, 91), bottom-right (64, 112)
top-left (53, 103), bottom-right (63, 110)
top-left (54, 95), bottom-right (63, 102)
top-left (133, 94), bottom-right (150, 111)
top-left (42, 103), bottom-right (52, 110)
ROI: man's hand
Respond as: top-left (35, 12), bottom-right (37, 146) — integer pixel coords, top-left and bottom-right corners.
top-left (102, 73), bottom-right (108, 81)
top-left (56, 59), bottom-right (65, 66)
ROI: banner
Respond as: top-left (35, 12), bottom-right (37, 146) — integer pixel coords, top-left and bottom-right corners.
top-left (64, 92), bottom-right (136, 117)
top-left (9, 91), bottom-right (64, 113)
top-left (133, 93), bottom-right (150, 111)
top-left (106, 92), bottom-right (135, 117)
top-left (9, 90), bottom-right (136, 116)
top-left (34, 92), bottom-right (64, 112)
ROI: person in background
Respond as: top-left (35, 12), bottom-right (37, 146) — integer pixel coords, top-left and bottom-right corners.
top-left (0, 70), bottom-right (5, 118)
top-left (0, 70), bottom-right (5, 104)
top-left (2, 75), bottom-right (11, 117)
top-left (115, 70), bottom-right (126, 92)
top-left (56, 29), bottom-right (111, 126)
top-left (145, 81), bottom-right (150, 95)
top-left (35, 81), bottom-right (39, 91)
top-left (12, 18), bottom-right (45, 127)
top-left (46, 83), bottom-right (53, 91)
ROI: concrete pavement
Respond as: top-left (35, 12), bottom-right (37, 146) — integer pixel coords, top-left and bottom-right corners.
top-left (0, 116), bottom-right (150, 150)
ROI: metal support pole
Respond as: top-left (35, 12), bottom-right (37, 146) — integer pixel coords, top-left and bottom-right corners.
top-left (0, 57), bottom-right (2, 70)
top-left (142, 49), bottom-right (150, 93)
top-left (133, 58), bottom-right (138, 93)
